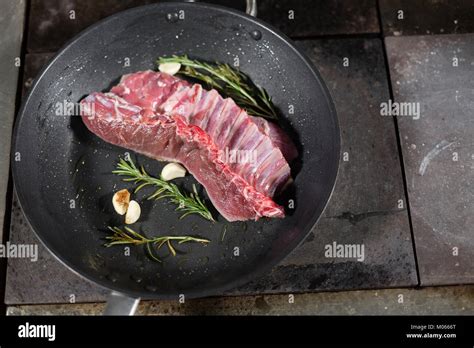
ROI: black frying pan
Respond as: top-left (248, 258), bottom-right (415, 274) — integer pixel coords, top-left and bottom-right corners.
top-left (12, 1), bottom-right (339, 313)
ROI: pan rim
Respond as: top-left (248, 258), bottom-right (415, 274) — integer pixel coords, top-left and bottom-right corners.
top-left (11, 1), bottom-right (341, 300)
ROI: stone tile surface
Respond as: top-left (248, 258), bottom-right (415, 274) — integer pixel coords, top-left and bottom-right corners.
top-left (379, 0), bottom-right (474, 36)
top-left (5, 38), bottom-right (417, 304)
top-left (7, 285), bottom-right (474, 315)
top-left (386, 34), bottom-right (474, 285)
top-left (258, 0), bottom-right (379, 37)
top-left (0, 0), bottom-right (26, 315)
top-left (27, 0), bottom-right (158, 53)
top-left (0, 0), bottom-right (25, 240)
top-left (26, 0), bottom-right (246, 53)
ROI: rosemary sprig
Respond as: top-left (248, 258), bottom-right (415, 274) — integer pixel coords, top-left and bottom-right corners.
top-left (157, 55), bottom-right (278, 120)
top-left (112, 157), bottom-right (214, 222)
top-left (105, 226), bottom-right (210, 262)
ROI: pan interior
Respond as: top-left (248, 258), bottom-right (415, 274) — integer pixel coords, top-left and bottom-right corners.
top-left (13, 3), bottom-right (339, 298)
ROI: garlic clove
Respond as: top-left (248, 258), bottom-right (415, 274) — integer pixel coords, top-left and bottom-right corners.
top-left (125, 200), bottom-right (141, 224)
top-left (161, 162), bottom-right (187, 181)
top-left (158, 62), bottom-right (181, 76)
top-left (112, 189), bottom-right (130, 215)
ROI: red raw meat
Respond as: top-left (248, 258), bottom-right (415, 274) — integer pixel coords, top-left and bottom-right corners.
top-left (81, 71), bottom-right (297, 221)
top-left (112, 71), bottom-right (297, 196)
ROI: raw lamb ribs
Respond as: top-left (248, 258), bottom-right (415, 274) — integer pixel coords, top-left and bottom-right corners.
top-left (81, 70), bottom-right (297, 221)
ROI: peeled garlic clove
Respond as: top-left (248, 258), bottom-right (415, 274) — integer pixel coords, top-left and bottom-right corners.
top-left (158, 62), bottom-right (181, 75)
top-left (161, 162), bottom-right (186, 181)
top-left (125, 200), bottom-right (141, 224)
top-left (112, 189), bottom-right (130, 215)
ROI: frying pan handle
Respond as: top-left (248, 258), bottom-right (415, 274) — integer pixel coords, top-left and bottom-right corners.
top-left (246, 0), bottom-right (258, 17)
top-left (103, 291), bottom-right (140, 315)
top-left (186, 0), bottom-right (257, 17)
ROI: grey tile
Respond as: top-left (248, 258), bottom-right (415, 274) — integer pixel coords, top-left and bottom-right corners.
top-left (297, 39), bottom-right (408, 215)
top-left (0, 0), bottom-right (25, 241)
top-left (386, 34), bottom-right (474, 285)
top-left (27, 0), bottom-right (160, 53)
top-left (234, 213), bottom-right (416, 294)
top-left (0, 5), bottom-right (25, 320)
top-left (0, 0), bottom-right (25, 315)
top-left (379, 0), bottom-right (474, 36)
top-left (7, 285), bottom-right (474, 315)
top-left (258, 0), bottom-right (379, 38)
top-left (26, 0), bottom-right (247, 53)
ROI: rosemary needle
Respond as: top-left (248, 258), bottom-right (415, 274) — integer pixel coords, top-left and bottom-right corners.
top-left (157, 55), bottom-right (278, 120)
top-left (112, 157), bottom-right (214, 222)
top-left (105, 226), bottom-right (210, 262)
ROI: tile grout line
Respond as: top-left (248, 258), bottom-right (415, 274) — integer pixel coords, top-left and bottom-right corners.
top-left (375, 0), bottom-right (421, 287)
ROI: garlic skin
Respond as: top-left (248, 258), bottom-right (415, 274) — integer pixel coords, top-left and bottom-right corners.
top-left (112, 189), bottom-right (130, 215)
top-left (158, 62), bottom-right (181, 76)
top-left (161, 162), bottom-right (186, 181)
top-left (125, 200), bottom-right (141, 224)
